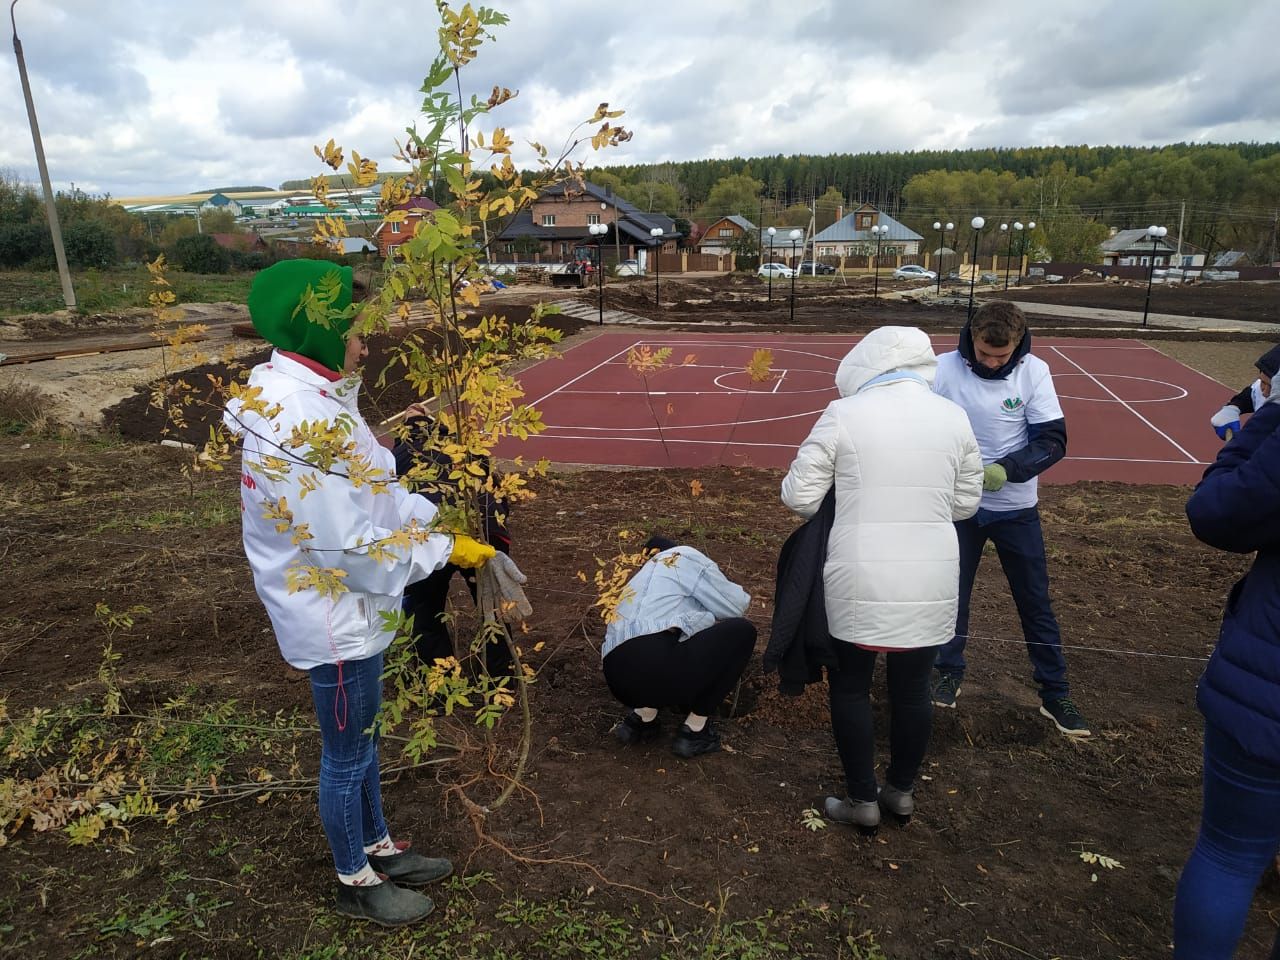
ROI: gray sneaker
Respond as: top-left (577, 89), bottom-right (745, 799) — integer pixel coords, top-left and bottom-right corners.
top-left (823, 795), bottom-right (880, 836)
top-left (878, 784), bottom-right (915, 825)
top-left (932, 673), bottom-right (961, 709)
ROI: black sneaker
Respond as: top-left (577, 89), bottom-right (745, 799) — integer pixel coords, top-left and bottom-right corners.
top-left (932, 673), bottom-right (962, 709)
top-left (367, 848), bottom-right (453, 887)
top-left (672, 721), bottom-right (721, 759)
top-left (335, 880), bottom-right (434, 926)
top-left (1040, 697), bottom-right (1091, 738)
top-left (614, 710), bottom-right (661, 745)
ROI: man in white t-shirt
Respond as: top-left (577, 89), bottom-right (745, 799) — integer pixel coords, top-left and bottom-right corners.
top-left (930, 301), bottom-right (1090, 737)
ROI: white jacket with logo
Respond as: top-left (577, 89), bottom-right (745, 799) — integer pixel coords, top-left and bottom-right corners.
top-left (781, 327), bottom-right (984, 649)
top-left (224, 351), bottom-right (452, 670)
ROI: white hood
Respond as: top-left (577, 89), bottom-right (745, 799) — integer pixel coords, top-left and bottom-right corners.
top-left (835, 326), bottom-right (938, 397)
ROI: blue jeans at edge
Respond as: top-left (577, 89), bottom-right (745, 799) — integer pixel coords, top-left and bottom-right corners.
top-left (309, 653), bottom-right (388, 876)
top-left (934, 506), bottom-right (1069, 700)
top-left (1174, 722), bottom-right (1280, 959)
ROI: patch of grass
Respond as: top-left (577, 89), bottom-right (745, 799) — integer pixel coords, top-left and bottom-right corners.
top-left (0, 268), bottom-right (252, 317)
top-left (91, 890), bottom-right (232, 944)
top-left (93, 487), bottom-right (239, 532)
top-left (0, 379), bottom-right (56, 434)
top-left (270, 887), bottom-right (884, 960)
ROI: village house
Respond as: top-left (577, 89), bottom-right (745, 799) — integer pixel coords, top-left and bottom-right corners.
top-left (373, 196), bottom-right (440, 259)
top-left (696, 215), bottom-right (757, 256)
top-left (811, 204), bottom-right (923, 257)
top-left (493, 180), bottom-right (679, 267)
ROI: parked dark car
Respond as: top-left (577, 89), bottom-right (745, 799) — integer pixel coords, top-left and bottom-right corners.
top-left (795, 260), bottom-right (836, 275)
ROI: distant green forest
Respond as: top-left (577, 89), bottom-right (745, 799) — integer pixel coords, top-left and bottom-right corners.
top-left (270, 143), bottom-right (1280, 259)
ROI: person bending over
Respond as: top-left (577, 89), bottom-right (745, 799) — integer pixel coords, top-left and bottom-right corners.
top-left (602, 536), bottom-right (755, 759)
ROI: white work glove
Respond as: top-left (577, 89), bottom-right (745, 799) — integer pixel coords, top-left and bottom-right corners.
top-left (477, 552), bottom-right (533, 624)
top-left (1210, 404), bottom-right (1241, 441)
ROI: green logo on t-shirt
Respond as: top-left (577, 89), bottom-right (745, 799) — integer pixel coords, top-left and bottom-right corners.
top-left (1002, 396), bottom-right (1024, 412)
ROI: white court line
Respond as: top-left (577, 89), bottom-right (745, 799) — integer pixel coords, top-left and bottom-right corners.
top-left (514, 431), bottom-right (1211, 463)
top-left (772, 370), bottom-right (787, 393)
top-left (1066, 455), bottom-right (1210, 465)
top-left (522, 337), bottom-right (641, 410)
top-left (1049, 345), bottom-right (1199, 463)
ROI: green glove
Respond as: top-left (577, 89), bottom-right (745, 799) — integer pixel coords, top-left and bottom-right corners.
top-left (449, 535), bottom-right (496, 569)
top-left (982, 463), bottom-right (1007, 492)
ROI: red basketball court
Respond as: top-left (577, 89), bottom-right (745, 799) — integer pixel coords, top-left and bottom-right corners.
top-left (497, 332), bottom-right (1227, 484)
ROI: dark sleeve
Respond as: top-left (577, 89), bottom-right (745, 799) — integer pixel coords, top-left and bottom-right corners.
top-left (996, 417), bottom-right (1067, 484)
top-left (1186, 402), bottom-right (1280, 553)
top-left (1228, 384), bottom-right (1256, 415)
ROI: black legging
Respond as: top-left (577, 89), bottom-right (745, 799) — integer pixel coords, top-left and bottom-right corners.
top-left (603, 618), bottom-right (757, 717)
top-left (828, 642), bottom-right (938, 802)
top-left (405, 560), bottom-right (512, 676)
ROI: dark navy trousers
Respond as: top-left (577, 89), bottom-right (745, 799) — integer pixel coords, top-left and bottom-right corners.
top-left (934, 506), bottom-right (1069, 700)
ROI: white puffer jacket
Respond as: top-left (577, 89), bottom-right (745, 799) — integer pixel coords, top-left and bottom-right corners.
top-left (781, 327), bottom-right (983, 649)
top-left (224, 351), bottom-right (452, 670)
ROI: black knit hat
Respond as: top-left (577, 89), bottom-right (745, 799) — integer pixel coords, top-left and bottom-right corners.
top-left (1255, 344), bottom-right (1280, 379)
top-left (645, 535), bottom-right (677, 554)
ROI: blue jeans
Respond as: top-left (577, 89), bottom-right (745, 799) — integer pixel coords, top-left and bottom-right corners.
top-left (309, 653), bottom-right (388, 876)
top-left (934, 507), bottom-right (1069, 700)
top-left (1174, 723), bottom-right (1280, 959)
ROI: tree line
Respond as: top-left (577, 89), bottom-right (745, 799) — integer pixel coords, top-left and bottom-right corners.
top-left (580, 143), bottom-right (1280, 263)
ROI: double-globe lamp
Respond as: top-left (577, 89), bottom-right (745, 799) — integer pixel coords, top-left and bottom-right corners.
top-left (1142, 225), bottom-right (1169, 327)
top-left (588, 222), bottom-right (607, 325)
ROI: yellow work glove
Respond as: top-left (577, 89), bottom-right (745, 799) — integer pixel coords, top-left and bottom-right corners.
top-left (449, 534), bottom-right (496, 569)
top-left (982, 463), bottom-right (1007, 492)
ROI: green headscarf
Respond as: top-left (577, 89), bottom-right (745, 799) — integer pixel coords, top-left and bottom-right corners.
top-left (248, 260), bottom-right (354, 372)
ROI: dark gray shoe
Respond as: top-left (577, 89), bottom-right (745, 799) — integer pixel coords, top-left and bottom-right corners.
top-left (367, 849), bottom-right (453, 887)
top-left (823, 795), bottom-right (880, 836)
top-left (335, 880), bottom-right (434, 926)
top-left (932, 672), bottom-right (961, 709)
top-left (878, 784), bottom-right (915, 825)
top-left (1040, 697), bottom-right (1091, 738)
top-left (672, 721), bottom-right (721, 759)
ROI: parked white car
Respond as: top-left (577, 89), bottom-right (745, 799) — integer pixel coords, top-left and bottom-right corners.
top-left (615, 259), bottom-right (642, 276)
top-left (892, 265), bottom-right (937, 282)
top-left (758, 262), bottom-right (796, 279)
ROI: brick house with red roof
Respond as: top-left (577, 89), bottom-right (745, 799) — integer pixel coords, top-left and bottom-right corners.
top-left (373, 197), bottom-right (439, 258)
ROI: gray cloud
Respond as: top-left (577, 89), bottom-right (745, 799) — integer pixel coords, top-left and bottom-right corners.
top-left (1, 0), bottom-right (1277, 198)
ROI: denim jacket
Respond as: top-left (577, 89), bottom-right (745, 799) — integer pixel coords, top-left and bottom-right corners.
top-left (602, 547), bottom-right (750, 658)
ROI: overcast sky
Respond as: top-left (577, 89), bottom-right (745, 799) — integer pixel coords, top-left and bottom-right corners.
top-left (2, 0), bottom-right (1278, 200)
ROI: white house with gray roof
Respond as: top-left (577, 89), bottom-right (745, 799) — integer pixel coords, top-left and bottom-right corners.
top-left (812, 204), bottom-right (923, 257)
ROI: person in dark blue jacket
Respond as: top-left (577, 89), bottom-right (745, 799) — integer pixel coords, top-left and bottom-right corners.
top-left (1173, 399), bottom-right (1280, 959)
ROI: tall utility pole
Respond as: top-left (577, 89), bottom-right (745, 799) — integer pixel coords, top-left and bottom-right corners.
top-left (1175, 199), bottom-right (1185, 263)
top-left (11, 0), bottom-right (75, 309)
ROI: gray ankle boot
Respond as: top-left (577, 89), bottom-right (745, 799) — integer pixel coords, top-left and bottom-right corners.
top-left (878, 784), bottom-right (915, 825)
top-left (823, 795), bottom-right (880, 836)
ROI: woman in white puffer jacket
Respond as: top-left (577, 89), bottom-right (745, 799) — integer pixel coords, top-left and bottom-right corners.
top-left (781, 326), bottom-right (983, 834)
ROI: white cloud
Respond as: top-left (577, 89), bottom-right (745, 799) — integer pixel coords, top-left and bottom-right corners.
top-left (0, 0), bottom-right (1275, 199)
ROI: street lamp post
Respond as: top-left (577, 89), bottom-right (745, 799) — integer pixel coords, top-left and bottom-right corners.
top-left (1141, 225), bottom-right (1168, 327)
top-left (766, 227), bottom-right (776, 300)
top-left (966, 216), bottom-right (985, 321)
top-left (788, 229), bottom-right (801, 322)
top-left (933, 220), bottom-right (944, 294)
top-left (649, 227), bottom-right (663, 305)
top-left (871, 224), bottom-right (887, 299)
top-left (1001, 223), bottom-right (1013, 290)
top-left (588, 223), bottom-right (607, 325)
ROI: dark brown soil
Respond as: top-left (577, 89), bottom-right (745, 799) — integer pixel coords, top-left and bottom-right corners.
top-left (1000, 278), bottom-right (1280, 323)
top-left (5, 284), bottom-right (1279, 956)
top-left (2, 422), bottom-right (1276, 957)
